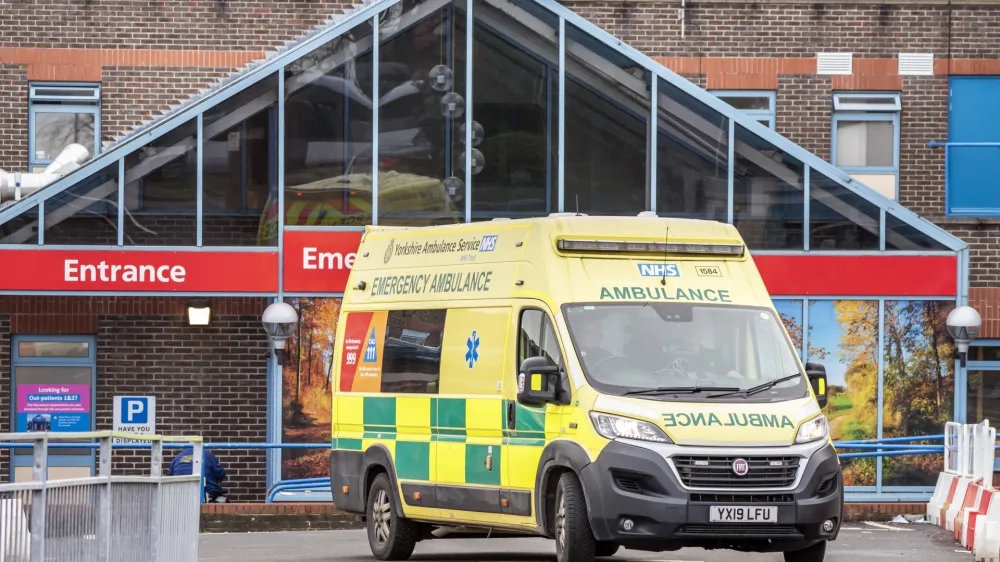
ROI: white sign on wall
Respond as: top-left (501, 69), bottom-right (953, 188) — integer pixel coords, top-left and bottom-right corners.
top-left (112, 396), bottom-right (156, 444)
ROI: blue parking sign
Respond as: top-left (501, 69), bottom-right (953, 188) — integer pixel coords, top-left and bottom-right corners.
top-left (122, 397), bottom-right (149, 424)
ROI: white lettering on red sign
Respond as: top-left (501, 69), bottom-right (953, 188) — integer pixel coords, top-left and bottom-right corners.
top-left (63, 259), bottom-right (187, 283)
top-left (302, 247), bottom-right (355, 271)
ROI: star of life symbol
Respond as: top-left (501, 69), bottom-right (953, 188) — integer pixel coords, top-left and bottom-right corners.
top-left (466, 330), bottom-right (480, 368)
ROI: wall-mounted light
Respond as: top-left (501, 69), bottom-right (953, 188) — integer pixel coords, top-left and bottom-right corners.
top-left (187, 298), bottom-right (212, 326)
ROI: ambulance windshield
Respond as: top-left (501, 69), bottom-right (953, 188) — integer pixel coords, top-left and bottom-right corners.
top-left (562, 303), bottom-right (808, 401)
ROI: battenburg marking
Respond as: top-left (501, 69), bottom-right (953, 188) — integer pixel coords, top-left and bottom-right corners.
top-left (599, 286), bottom-right (732, 303)
top-left (662, 412), bottom-right (795, 428)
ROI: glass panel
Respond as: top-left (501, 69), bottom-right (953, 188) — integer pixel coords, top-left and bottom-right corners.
top-left (773, 300), bottom-right (803, 360)
top-left (732, 124), bottom-right (805, 250)
top-left (283, 22), bottom-right (375, 238)
top-left (280, 297), bottom-right (342, 481)
top-left (33, 112), bottom-right (95, 162)
top-left (123, 119), bottom-right (197, 245)
top-left (381, 309), bottom-right (446, 393)
top-left (564, 23), bottom-right (648, 215)
top-left (32, 87), bottom-right (99, 100)
top-left (882, 300), bottom-right (955, 487)
top-left (656, 79), bottom-right (728, 220)
top-left (808, 300), bottom-right (878, 486)
top-left (18, 341), bottom-right (90, 358)
top-left (884, 214), bottom-right (950, 251)
top-left (0, 204), bottom-right (39, 244)
top-left (971, 346), bottom-right (1000, 362)
top-left (377, 0), bottom-right (466, 226)
top-left (14, 366), bottom-right (92, 455)
top-left (202, 74), bottom-right (278, 247)
top-left (471, 0), bottom-right (559, 219)
top-left (968, 370), bottom-right (1000, 425)
top-left (835, 120), bottom-right (893, 167)
top-left (809, 170), bottom-right (880, 250)
top-left (42, 164), bottom-right (119, 245)
top-left (717, 96), bottom-right (770, 111)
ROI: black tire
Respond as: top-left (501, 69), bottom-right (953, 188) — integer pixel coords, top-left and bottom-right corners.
top-left (365, 473), bottom-right (418, 561)
top-left (554, 472), bottom-right (597, 562)
top-left (784, 541), bottom-right (827, 562)
top-left (595, 541), bottom-right (620, 557)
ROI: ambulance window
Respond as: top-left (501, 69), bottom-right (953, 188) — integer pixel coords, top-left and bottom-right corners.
top-left (380, 309), bottom-right (446, 394)
top-left (518, 309), bottom-right (561, 367)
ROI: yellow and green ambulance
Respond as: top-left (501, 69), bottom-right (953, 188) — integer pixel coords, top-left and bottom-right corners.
top-left (330, 213), bottom-right (843, 562)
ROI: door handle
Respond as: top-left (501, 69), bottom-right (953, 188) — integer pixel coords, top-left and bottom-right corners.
top-left (506, 400), bottom-right (516, 431)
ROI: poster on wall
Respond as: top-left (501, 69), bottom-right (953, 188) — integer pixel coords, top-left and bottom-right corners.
top-left (807, 300), bottom-right (879, 487)
top-left (16, 384), bottom-right (91, 433)
top-left (281, 298), bottom-right (342, 481)
top-left (881, 300), bottom-right (955, 487)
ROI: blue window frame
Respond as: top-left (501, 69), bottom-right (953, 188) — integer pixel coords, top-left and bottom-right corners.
top-left (28, 83), bottom-right (101, 172)
top-left (944, 77), bottom-right (1000, 217)
top-left (10, 335), bottom-right (97, 481)
top-left (710, 90), bottom-right (776, 130)
top-left (831, 92), bottom-right (900, 201)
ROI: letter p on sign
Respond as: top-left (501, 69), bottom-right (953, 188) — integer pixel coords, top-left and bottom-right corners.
top-left (125, 398), bottom-right (148, 424)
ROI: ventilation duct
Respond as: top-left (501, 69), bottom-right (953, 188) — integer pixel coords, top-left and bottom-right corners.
top-left (0, 144), bottom-right (90, 206)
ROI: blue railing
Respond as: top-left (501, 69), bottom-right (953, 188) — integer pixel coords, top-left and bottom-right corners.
top-left (0, 436), bottom-right (982, 503)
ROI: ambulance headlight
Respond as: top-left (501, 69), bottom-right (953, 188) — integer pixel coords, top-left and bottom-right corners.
top-left (590, 412), bottom-right (672, 443)
top-left (795, 415), bottom-right (829, 444)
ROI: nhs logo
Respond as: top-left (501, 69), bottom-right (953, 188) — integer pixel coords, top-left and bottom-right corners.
top-left (638, 263), bottom-right (680, 277)
top-left (480, 235), bottom-right (498, 252)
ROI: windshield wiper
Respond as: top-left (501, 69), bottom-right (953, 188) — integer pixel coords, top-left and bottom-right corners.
top-left (706, 374), bottom-right (804, 399)
top-left (624, 385), bottom-right (741, 396)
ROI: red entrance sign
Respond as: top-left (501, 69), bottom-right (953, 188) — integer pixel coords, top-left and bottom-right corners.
top-left (282, 230), bottom-right (364, 293)
top-left (0, 249), bottom-right (279, 292)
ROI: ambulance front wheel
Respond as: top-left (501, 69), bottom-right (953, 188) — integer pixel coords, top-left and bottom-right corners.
top-left (554, 472), bottom-right (597, 562)
top-left (783, 540), bottom-right (827, 562)
top-left (366, 472), bottom-right (418, 561)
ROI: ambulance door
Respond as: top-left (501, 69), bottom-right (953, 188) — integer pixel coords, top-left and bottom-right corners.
top-left (434, 307), bottom-right (509, 526)
top-left (501, 303), bottom-right (562, 527)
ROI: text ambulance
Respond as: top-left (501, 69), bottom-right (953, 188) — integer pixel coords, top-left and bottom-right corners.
top-left (330, 214), bottom-right (843, 562)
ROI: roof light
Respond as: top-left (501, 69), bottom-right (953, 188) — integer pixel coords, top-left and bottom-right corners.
top-left (556, 238), bottom-right (745, 257)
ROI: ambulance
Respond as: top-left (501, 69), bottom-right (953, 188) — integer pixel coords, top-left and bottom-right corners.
top-left (329, 213), bottom-right (843, 562)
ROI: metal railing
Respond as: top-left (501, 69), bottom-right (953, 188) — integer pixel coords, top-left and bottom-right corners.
top-left (0, 431), bottom-right (203, 562)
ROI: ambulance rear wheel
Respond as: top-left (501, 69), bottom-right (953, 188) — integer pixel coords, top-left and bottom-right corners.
top-left (366, 473), bottom-right (417, 561)
top-left (554, 472), bottom-right (596, 562)
top-left (783, 540), bottom-right (826, 562)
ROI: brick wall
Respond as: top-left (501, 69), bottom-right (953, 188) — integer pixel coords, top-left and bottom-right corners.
top-left (0, 297), bottom-right (271, 501)
top-left (101, 66), bottom-right (235, 141)
top-left (0, 64), bottom-right (27, 172)
top-left (0, 0), bottom-right (353, 51)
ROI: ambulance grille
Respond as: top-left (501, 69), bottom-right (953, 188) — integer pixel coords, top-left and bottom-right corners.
top-left (673, 456), bottom-right (800, 489)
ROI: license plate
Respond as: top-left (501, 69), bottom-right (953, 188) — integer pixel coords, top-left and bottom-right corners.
top-left (709, 506), bottom-right (777, 523)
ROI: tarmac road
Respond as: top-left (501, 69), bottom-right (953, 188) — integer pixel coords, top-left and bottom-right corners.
top-left (199, 522), bottom-right (972, 561)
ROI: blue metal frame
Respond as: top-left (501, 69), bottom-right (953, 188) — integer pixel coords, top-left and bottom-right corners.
top-left (710, 89), bottom-right (776, 131)
top-left (10, 335), bottom-right (98, 480)
top-left (27, 82), bottom-right (102, 171)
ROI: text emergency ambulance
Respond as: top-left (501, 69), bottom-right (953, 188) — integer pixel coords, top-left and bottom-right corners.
top-left (330, 214), bottom-right (843, 562)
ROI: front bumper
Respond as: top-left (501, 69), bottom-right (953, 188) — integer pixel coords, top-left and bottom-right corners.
top-left (579, 439), bottom-right (843, 553)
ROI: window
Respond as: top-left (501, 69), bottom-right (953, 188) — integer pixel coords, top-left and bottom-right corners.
top-left (11, 336), bottom-right (96, 482)
top-left (711, 90), bottom-right (776, 130)
top-left (28, 83), bottom-right (101, 172)
top-left (518, 309), bottom-right (562, 368)
top-left (381, 309), bottom-right (447, 393)
top-left (831, 92), bottom-right (900, 201)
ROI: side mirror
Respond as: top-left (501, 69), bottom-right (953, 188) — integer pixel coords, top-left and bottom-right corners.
top-left (805, 362), bottom-right (828, 409)
top-left (517, 357), bottom-right (561, 407)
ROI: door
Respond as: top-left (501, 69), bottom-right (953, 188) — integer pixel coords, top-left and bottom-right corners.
top-left (502, 304), bottom-right (565, 527)
top-left (11, 336), bottom-right (96, 482)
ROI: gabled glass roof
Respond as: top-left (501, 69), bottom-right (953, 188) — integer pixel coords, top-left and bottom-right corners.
top-left (0, 0), bottom-right (966, 254)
